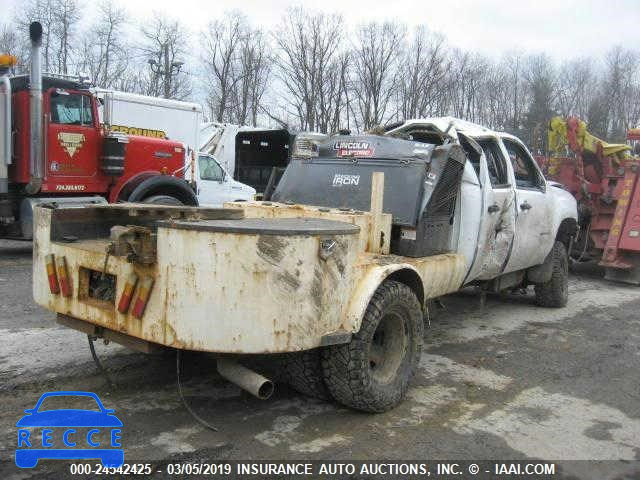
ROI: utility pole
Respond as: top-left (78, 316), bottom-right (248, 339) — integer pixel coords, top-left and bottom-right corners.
top-left (148, 42), bottom-right (184, 99)
top-left (163, 43), bottom-right (170, 98)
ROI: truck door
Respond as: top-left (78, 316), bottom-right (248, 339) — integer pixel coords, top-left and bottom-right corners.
top-left (501, 137), bottom-right (553, 272)
top-left (45, 90), bottom-right (100, 188)
top-left (197, 154), bottom-right (230, 206)
top-left (465, 137), bottom-right (516, 281)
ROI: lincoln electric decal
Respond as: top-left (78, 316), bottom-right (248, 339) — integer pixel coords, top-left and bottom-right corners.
top-left (334, 141), bottom-right (374, 157)
top-left (57, 132), bottom-right (86, 157)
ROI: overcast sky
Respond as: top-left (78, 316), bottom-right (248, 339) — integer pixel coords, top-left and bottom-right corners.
top-left (1, 0), bottom-right (639, 59)
top-left (92, 0), bottom-right (640, 59)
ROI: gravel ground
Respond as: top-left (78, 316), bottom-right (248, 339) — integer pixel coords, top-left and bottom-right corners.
top-left (1, 239), bottom-right (639, 479)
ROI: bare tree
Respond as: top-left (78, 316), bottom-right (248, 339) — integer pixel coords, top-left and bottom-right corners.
top-left (77, 0), bottom-right (128, 87)
top-left (52, 0), bottom-right (80, 74)
top-left (556, 58), bottom-right (596, 119)
top-left (14, 0), bottom-right (61, 73)
top-left (0, 23), bottom-right (28, 73)
top-left (2, 3), bottom-right (639, 137)
top-left (522, 54), bottom-right (557, 151)
top-left (447, 50), bottom-right (489, 124)
top-left (351, 21), bottom-right (404, 130)
top-left (0, 23), bottom-right (20, 56)
top-left (274, 8), bottom-right (346, 132)
top-left (398, 27), bottom-right (449, 120)
top-left (602, 46), bottom-right (639, 140)
top-left (232, 29), bottom-right (271, 126)
top-left (202, 12), bottom-right (272, 125)
top-left (202, 12), bottom-right (245, 122)
top-left (503, 51), bottom-right (526, 134)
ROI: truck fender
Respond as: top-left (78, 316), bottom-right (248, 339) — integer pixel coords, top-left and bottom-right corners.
top-left (343, 264), bottom-right (424, 334)
top-left (527, 217), bottom-right (577, 284)
top-left (526, 247), bottom-right (554, 284)
top-left (126, 175), bottom-right (198, 206)
top-left (111, 171), bottom-right (157, 203)
top-left (548, 187), bottom-right (579, 245)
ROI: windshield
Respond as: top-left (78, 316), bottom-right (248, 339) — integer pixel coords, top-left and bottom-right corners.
top-left (50, 92), bottom-right (94, 126)
top-left (198, 155), bottom-right (224, 181)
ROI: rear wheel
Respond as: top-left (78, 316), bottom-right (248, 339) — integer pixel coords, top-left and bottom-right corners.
top-left (281, 349), bottom-right (331, 400)
top-left (321, 281), bottom-right (423, 412)
top-left (535, 241), bottom-right (569, 307)
top-left (141, 194), bottom-right (183, 206)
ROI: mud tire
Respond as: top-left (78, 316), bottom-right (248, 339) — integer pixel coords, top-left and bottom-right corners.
top-left (535, 241), bottom-right (569, 308)
top-left (321, 281), bottom-right (423, 412)
top-left (281, 349), bottom-right (331, 400)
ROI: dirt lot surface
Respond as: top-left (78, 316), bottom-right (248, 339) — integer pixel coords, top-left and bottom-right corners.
top-left (1, 239), bottom-right (639, 479)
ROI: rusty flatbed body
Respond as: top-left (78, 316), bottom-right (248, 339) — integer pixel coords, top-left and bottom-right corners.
top-left (33, 201), bottom-right (466, 354)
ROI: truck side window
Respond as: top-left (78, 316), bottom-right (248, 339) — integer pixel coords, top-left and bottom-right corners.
top-left (50, 92), bottom-right (93, 126)
top-left (477, 139), bottom-right (509, 187)
top-left (502, 139), bottom-right (544, 190)
top-left (199, 156), bottom-right (224, 181)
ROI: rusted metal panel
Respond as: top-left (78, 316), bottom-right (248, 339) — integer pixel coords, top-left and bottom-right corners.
top-left (33, 203), bottom-right (465, 354)
top-left (34, 205), bottom-right (366, 353)
top-left (158, 225), bottom-right (359, 352)
top-left (343, 253), bottom-right (467, 332)
top-left (226, 201), bottom-right (392, 255)
top-left (34, 207), bottom-right (166, 346)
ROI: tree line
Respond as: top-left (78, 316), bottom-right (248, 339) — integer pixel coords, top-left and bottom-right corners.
top-left (1, 1), bottom-right (639, 148)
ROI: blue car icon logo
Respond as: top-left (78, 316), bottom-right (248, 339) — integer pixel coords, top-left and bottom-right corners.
top-left (15, 391), bottom-right (123, 468)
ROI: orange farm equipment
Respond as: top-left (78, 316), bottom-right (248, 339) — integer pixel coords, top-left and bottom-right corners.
top-left (537, 116), bottom-right (640, 283)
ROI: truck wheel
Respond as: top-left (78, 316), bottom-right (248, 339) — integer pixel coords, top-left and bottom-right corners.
top-left (321, 281), bottom-right (423, 412)
top-left (535, 241), bottom-right (569, 308)
top-left (142, 195), bottom-right (183, 206)
top-left (281, 349), bottom-right (331, 400)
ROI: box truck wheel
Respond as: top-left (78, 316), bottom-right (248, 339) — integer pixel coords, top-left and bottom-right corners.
top-left (321, 280), bottom-right (423, 412)
top-left (142, 194), bottom-right (183, 206)
top-left (534, 241), bottom-right (569, 308)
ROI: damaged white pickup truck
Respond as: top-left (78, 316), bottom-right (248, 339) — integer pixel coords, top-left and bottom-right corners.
top-left (33, 117), bottom-right (577, 412)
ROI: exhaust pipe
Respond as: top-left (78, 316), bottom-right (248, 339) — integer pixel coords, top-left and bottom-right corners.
top-left (25, 22), bottom-right (43, 195)
top-left (217, 359), bottom-right (274, 400)
top-left (0, 70), bottom-right (10, 196)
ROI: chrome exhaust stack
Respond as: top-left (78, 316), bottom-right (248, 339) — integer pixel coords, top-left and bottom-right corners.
top-left (0, 67), bottom-right (10, 196)
top-left (25, 22), bottom-right (43, 195)
top-left (216, 359), bottom-right (274, 400)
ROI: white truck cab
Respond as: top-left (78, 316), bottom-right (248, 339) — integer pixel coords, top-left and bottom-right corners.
top-left (386, 117), bottom-right (578, 287)
top-left (195, 153), bottom-right (255, 206)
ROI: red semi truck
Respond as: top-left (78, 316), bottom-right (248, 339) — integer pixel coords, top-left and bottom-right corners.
top-left (0, 22), bottom-right (197, 240)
